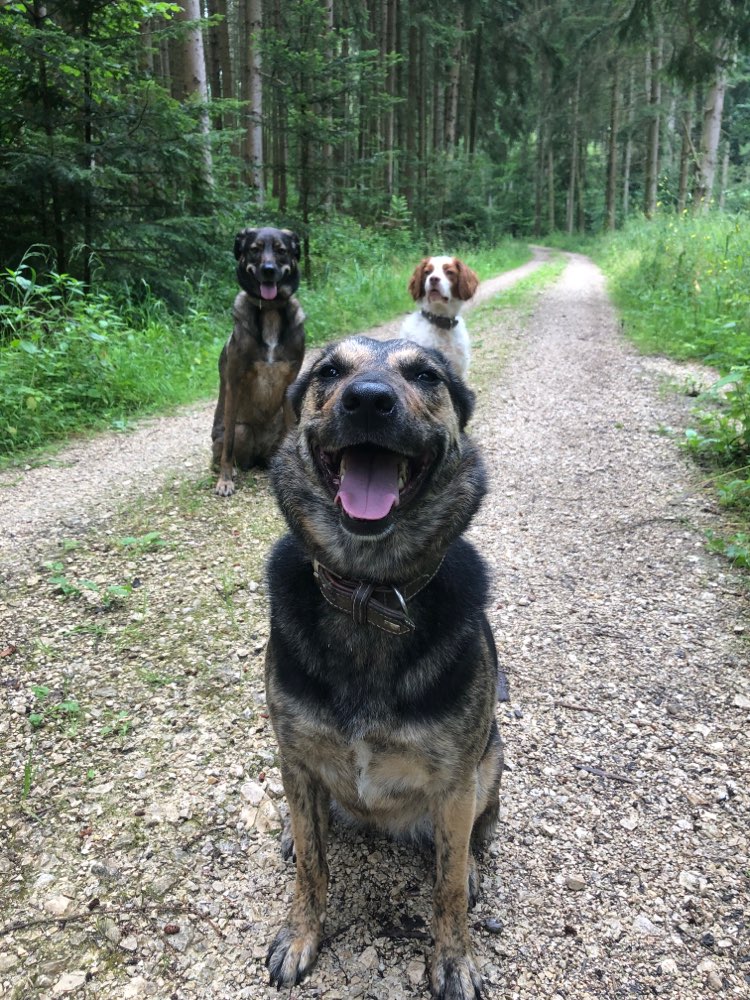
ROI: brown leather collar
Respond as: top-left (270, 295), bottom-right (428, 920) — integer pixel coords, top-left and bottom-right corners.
top-left (421, 309), bottom-right (458, 330)
top-left (312, 557), bottom-right (444, 636)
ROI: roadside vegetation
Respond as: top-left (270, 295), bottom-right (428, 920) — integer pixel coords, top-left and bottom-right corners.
top-left (0, 222), bottom-right (528, 461)
top-left (593, 213), bottom-right (750, 567)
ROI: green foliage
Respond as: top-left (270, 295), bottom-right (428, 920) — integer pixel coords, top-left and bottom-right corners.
top-left (28, 683), bottom-right (81, 732)
top-left (0, 257), bottom-right (225, 455)
top-left (597, 213), bottom-right (750, 369)
top-left (43, 560), bottom-right (133, 607)
top-left (596, 211), bottom-right (750, 569)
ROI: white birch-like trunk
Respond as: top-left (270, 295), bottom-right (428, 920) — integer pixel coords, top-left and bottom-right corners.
top-left (177, 0), bottom-right (213, 185)
top-left (693, 64), bottom-right (727, 212)
top-left (242, 0), bottom-right (263, 197)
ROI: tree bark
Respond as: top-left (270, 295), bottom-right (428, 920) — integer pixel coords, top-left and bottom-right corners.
top-left (644, 36), bottom-right (662, 218)
top-left (622, 64), bottom-right (634, 219)
top-left (677, 90), bottom-right (694, 214)
top-left (240, 0), bottom-right (263, 197)
top-left (566, 69), bottom-right (580, 235)
top-left (605, 58), bottom-right (620, 231)
top-left (176, 0), bottom-right (213, 186)
top-left (693, 54), bottom-right (727, 212)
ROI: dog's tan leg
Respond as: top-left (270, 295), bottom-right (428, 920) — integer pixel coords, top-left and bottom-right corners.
top-left (266, 764), bottom-right (330, 987)
top-left (430, 786), bottom-right (483, 1000)
top-left (215, 381), bottom-right (238, 496)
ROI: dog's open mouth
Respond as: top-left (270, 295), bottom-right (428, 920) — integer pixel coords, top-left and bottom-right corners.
top-left (428, 289), bottom-right (448, 303)
top-left (260, 282), bottom-right (278, 301)
top-left (316, 444), bottom-right (433, 532)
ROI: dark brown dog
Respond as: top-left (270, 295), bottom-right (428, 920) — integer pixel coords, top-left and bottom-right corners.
top-left (211, 227), bottom-right (305, 496)
top-left (263, 336), bottom-right (503, 999)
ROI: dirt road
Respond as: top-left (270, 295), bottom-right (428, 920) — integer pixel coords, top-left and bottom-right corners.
top-left (1, 252), bottom-right (748, 1000)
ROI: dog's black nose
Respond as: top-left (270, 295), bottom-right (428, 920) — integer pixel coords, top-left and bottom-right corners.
top-left (260, 263), bottom-right (277, 279)
top-left (341, 380), bottom-right (397, 423)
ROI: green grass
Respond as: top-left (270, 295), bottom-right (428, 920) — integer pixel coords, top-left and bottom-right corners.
top-left (593, 213), bottom-right (750, 369)
top-left (0, 227), bottom-right (530, 462)
top-left (592, 212), bottom-right (750, 569)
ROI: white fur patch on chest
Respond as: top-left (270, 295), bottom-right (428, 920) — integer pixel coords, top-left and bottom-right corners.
top-left (352, 739), bottom-right (433, 808)
top-left (261, 310), bottom-right (282, 363)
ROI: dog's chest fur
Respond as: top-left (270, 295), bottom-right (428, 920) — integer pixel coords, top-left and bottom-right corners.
top-left (400, 311), bottom-right (470, 376)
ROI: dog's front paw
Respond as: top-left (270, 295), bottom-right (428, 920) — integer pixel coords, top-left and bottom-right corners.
top-left (266, 924), bottom-right (320, 987)
top-left (430, 954), bottom-right (483, 1000)
top-left (214, 475), bottom-right (236, 497)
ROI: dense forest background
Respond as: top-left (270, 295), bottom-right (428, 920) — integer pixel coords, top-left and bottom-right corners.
top-left (2, 0), bottom-right (750, 291)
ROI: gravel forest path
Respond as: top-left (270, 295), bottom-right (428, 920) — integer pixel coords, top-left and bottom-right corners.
top-left (1, 251), bottom-right (748, 1000)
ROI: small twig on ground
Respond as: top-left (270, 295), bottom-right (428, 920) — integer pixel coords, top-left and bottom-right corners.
top-left (574, 763), bottom-right (636, 785)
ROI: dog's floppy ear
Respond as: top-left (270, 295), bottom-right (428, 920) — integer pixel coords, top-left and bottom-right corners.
top-left (281, 229), bottom-right (301, 262)
top-left (234, 228), bottom-right (258, 260)
top-left (407, 258), bottom-right (430, 301)
top-left (454, 259), bottom-right (479, 301)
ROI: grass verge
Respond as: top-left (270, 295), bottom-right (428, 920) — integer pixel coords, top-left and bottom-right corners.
top-left (591, 212), bottom-right (750, 568)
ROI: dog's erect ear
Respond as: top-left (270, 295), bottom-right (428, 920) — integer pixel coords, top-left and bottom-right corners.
top-left (281, 229), bottom-right (301, 262)
top-left (234, 228), bottom-right (258, 260)
top-left (454, 259), bottom-right (479, 301)
top-left (407, 258), bottom-right (430, 301)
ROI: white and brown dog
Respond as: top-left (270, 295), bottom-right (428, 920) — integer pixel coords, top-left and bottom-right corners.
top-left (400, 256), bottom-right (479, 376)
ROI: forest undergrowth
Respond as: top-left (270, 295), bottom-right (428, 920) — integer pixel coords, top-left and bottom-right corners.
top-left (594, 212), bottom-right (750, 568)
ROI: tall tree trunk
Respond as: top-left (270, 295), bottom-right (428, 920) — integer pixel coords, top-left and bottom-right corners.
top-left (468, 25), bottom-right (482, 157)
top-left (322, 0), bottom-right (335, 207)
top-left (444, 7), bottom-right (463, 154)
top-left (693, 54), bottom-right (727, 212)
top-left (547, 146), bottom-right (555, 233)
top-left (404, 20), bottom-right (419, 207)
top-left (241, 0), bottom-right (263, 197)
top-left (565, 70), bottom-right (580, 235)
top-left (677, 90), bottom-right (694, 214)
top-left (644, 36), bottom-right (662, 218)
top-left (605, 58), bottom-right (620, 231)
top-left (382, 0), bottom-right (395, 194)
top-left (177, 0), bottom-right (213, 186)
top-left (81, 5), bottom-right (94, 285)
top-left (139, 18), bottom-right (154, 76)
top-left (718, 142), bottom-right (730, 210)
top-left (33, 1), bottom-right (66, 271)
top-left (622, 64), bottom-right (634, 219)
top-left (206, 0), bottom-right (231, 128)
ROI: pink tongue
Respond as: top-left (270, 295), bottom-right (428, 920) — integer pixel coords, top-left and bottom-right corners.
top-left (260, 283), bottom-right (278, 300)
top-left (336, 449), bottom-right (400, 520)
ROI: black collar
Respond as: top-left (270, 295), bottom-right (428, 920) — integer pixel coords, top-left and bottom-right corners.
top-left (312, 556), bottom-right (444, 636)
top-left (421, 309), bottom-right (458, 330)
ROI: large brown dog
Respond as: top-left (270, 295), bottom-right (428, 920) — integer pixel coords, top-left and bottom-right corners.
top-left (211, 227), bottom-right (305, 496)
top-left (264, 336), bottom-right (503, 999)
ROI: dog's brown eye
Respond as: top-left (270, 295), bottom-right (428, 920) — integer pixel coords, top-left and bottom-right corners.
top-left (318, 364), bottom-right (340, 379)
top-left (416, 370), bottom-right (439, 384)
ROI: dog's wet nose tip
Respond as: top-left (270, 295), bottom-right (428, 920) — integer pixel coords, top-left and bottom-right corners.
top-left (342, 381), bottom-right (397, 419)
